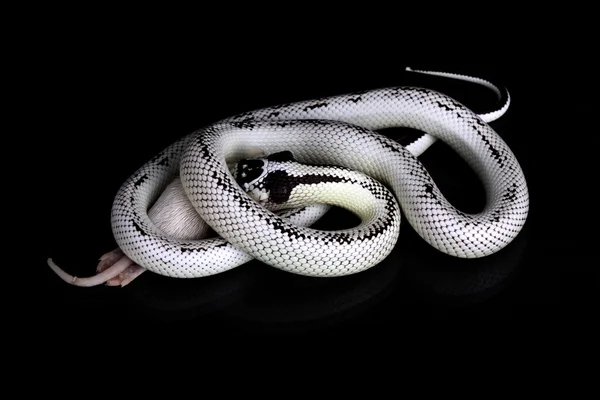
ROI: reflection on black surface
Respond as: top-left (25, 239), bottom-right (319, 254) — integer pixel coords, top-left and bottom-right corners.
top-left (126, 262), bottom-right (258, 321)
top-left (400, 221), bottom-right (529, 306)
top-left (122, 205), bottom-right (529, 330)
top-left (221, 245), bottom-right (402, 333)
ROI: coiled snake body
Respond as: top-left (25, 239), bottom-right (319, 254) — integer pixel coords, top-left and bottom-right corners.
top-left (49, 68), bottom-right (529, 282)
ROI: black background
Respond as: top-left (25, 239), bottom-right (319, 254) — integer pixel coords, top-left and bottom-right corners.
top-left (34, 53), bottom-right (597, 339)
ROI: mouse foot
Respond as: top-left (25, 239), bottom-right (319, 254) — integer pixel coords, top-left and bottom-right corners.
top-left (105, 264), bottom-right (146, 287)
top-left (47, 248), bottom-right (145, 287)
top-left (98, 248), bottom-right (146, 287)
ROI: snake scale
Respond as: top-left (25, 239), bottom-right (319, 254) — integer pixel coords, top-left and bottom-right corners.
top-left (48, 67), bottom-right (529, 282)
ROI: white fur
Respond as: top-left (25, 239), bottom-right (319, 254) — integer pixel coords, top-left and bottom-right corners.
top-left (148, 178), bottom-right (212, 240)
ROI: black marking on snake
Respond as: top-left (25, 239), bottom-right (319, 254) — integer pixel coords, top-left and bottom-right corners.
top-left (267, 111), bottom-right (280, 118)
top-left (472, 126), bottom-right (503, 167)
top-left (348, 96), bottom-right (363, 103)
top-left (134, 174), bottom-right (148, 187)
top-left (274, 121), bottom-right (298, 128)
top-left (417, 183), bottom-right (442, 205)
top-left (435, 101), bottom-right (454, 111)
top-left (232, 192), bottom-right (254, 211)
top-left (502, 183), bottom-right (519, 202)
top-left (132, 220), bottom-right (148, 236)
top-left (490, 211), bottom-right (501, 223)
top-left (308, 119), bottom-right (335, 126)
top-left (149, 152), bottom-right (165, 163)
top-left (330, 196), bottom-right (398, 245)
top-left (266, 151), bottom-right (295, 162)
top-left (456, 210), bottom-right (470, 219)
top-left (457, 210), bottom-right (480, 227)
top-left (199, 143), bottom-right (211, 159)
top-left (456, 112), bottom-right (464, 119)
top-left (450, 99), bottom-right (464, 109)
top-left (372, 134), bottom-right (413, 158)
top-left (233, 111), bottom-right (253, 119)
top-left (303, 102), bottom-right (328, 112)
top-left (350, 124), bottom-right (374, 136)
top-left (156, 156), bottom-right (169, 166)
top-left (180, 242), bottom-right (228, 253)
top-left (406, 162), bottom-right (432, 183)
top-left (211, 169), bottom-right (236, 191)
top-left (412, 87), bottom-right (430, 94)
top-left (389, 88), bottom-right (405, 97)
top-left (231, 117), bottom-right (257, 129)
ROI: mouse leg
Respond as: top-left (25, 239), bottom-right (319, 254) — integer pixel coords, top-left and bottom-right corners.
top-left (97, 248), bottom-right (147, 287)
top-left (97, 249), bottom-right (125, 272)
top-left (105, 264), bottom-right (146, 287)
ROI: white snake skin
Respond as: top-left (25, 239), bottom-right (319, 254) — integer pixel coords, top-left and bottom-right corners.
top-left (109, 68), bottom-right (529, 278)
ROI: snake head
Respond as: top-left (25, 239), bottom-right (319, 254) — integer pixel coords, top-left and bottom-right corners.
top-left (232, 151), bottom-right (296, 204)
top-left (233, 158), bottom-right (268, 191)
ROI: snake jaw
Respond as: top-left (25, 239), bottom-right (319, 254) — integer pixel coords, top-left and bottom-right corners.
top-left (247, 187), bottom-right (270, 204)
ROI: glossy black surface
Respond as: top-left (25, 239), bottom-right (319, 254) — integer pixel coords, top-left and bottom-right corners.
top-left (37, 61), bottom-right (597, 336)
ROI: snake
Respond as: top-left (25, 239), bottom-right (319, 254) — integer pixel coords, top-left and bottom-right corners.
top-left (47, 67), bottom-right (529, 282)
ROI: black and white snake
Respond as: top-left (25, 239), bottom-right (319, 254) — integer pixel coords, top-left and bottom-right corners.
top-left (47, 67), bottom-right (529, 285)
